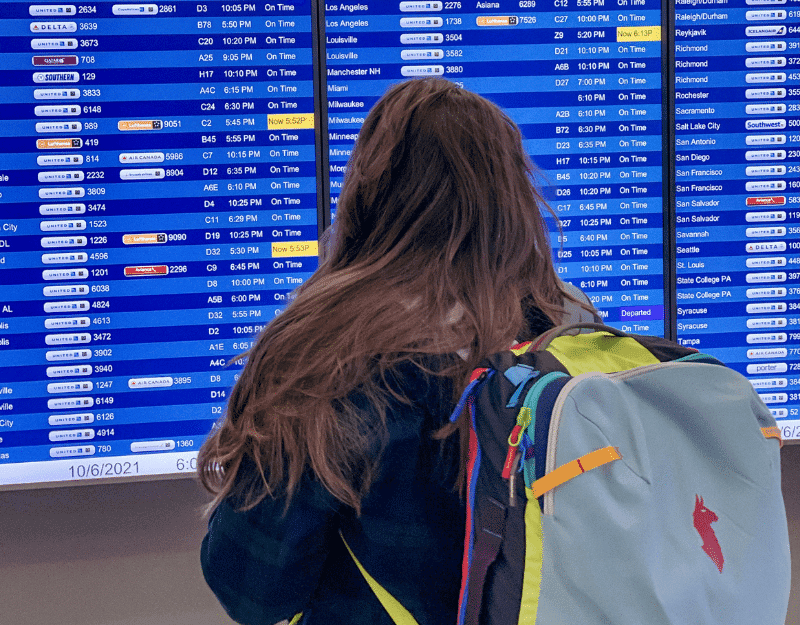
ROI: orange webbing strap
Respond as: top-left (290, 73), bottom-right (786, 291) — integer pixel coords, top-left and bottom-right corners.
top-left (762, 426), bottom-right (783, 448)
top-left (531, 446), bottom-right (622, 499)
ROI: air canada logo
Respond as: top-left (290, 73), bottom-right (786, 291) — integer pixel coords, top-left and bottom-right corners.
top-left (693, 495), bottom-right (723, 573)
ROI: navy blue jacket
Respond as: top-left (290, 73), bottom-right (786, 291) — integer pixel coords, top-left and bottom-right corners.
top-left (201, 361), bottom-right (464, 625)
top-left (201, 305), bottom-right (567, 624)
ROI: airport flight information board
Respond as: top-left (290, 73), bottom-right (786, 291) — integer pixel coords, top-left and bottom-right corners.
top-left (673, 0), bottom-right (800, 433)
top-left (325, 0), bottom-right (666, 335)
top-left (0, 0), bottom-right (322, 487)
top-left (0, 0), bottom-right (798, 489)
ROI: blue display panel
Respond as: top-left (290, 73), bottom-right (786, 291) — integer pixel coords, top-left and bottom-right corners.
top-left (673, 1), bottom-right (800, 438)
top-left (325, 1), bottom-right (667, 335)
top-left (0, 0), bottom-right (322, 486)
top-left (1, 0), bottom-right (797, 490)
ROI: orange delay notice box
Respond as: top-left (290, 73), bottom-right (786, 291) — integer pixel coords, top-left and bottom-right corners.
top-left (37, 138), bottom-right (82, 149)
top-left (118, 119), bottom-right (163, 131)
top-left (267, 113), bottom-right (314, 130)
top-left (476, 15), bottom-right (517, 26)
top-left (617, 26), bottom-right (660, 42)
top-left (122, 233), bottom-right (167, 245)
top-left (271, 241), bottom-right (318, 257)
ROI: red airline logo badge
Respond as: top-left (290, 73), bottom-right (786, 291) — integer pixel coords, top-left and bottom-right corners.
top-left (746, 196), bottom-right (785, 206)
top-left (124, 265), bottom-right (168, 277)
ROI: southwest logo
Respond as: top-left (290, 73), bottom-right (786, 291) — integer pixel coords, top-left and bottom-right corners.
top-left (693, 495), bottom-right (724, 573)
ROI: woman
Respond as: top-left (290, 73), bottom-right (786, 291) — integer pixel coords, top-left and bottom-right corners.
top-left (199, 77), bottom-right (596, 625)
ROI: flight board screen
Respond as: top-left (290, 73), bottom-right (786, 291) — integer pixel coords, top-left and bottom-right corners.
top-left (322, 0), bottom-right (799, 440)
top-left (0, 0), bottom-right (322, 487)
top-left (325, 0), bottom-right (667, 336)
top-left (0, 0), bottom-right (798, 489)
top-left (672, 0), bottom-right (800, 431)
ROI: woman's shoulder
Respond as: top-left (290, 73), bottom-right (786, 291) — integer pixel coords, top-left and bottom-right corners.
top-left (384, 355), bottom-right (458, 414)
top-left (520, 283), bottom-right (602, 341)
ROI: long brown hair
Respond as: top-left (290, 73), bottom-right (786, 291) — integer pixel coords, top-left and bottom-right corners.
top-left (198, 78), bottom-right (572, 514)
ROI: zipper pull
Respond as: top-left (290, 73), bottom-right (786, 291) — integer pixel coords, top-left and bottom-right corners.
top-left (502, 425), bottom-right (523, 480)
top-left (449, 369), bottom-right (491, 423)
top-left (508, 451), bottom-right (522, 507)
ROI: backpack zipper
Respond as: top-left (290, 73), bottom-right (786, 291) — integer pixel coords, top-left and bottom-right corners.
top-left (502, 371), bottom-right (568, 481)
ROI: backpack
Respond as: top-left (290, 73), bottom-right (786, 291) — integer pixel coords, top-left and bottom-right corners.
top-left (341, 320), bottom-right (790, 625)
top-left (453, 322), bottom-right (790, 625)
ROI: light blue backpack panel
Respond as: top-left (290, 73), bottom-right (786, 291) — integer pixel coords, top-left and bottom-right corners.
top-left (534, 361), bottom-right (790, 624)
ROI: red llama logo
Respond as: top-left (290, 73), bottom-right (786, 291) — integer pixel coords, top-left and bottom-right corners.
top-left (693, 495), bottom-right (724, 573)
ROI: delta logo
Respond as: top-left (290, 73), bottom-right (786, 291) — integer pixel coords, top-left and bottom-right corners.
top-left (30, 22), bottom-right (75, 32)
